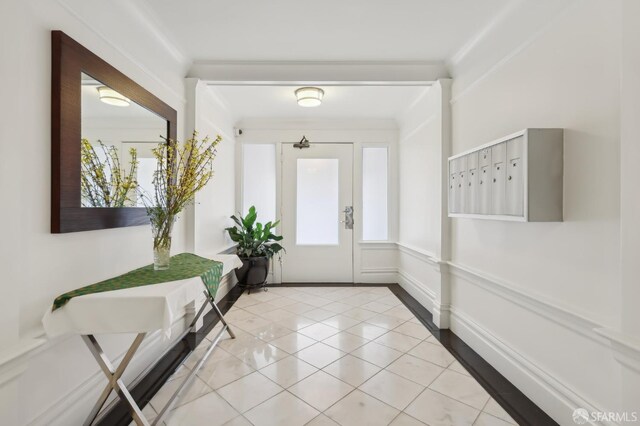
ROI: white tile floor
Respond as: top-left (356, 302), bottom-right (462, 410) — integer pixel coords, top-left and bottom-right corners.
top-left (145, 286), bottom-right (519, 426)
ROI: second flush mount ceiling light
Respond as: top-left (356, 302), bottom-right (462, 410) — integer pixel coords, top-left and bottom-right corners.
top-left (97, 86), bottom-right (130, 107)
top-left (295, 87), bottom-right (324, 107)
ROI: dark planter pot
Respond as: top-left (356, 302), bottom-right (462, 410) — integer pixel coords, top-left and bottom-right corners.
top-left (234, 256), bottom-right (270, 288)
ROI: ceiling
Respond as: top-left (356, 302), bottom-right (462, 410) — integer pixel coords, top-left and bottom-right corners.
top-left (210, 85), bottom-right (430, 121)
top-left (139, 0), bottom-right (510, 62)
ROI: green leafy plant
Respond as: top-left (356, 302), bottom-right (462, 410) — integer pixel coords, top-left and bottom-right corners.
top-left (226, 206), bottom-right (284, 258)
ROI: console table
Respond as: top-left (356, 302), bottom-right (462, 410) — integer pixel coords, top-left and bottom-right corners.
top-left (42, 254), bottom-right (242, 426)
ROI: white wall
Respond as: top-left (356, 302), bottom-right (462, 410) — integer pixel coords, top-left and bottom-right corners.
top-left (396, 80), bottom-right (452, 327)
top-left (186, 80), bottom-right (237, 256)
top-left (443, 0), bottom-right (635, 423)
top-left (236, 119), bottom-right (399, 284)
top-left (0, 2), bottom-right (237, 425)
top-left (617, 0), bottom-right (640, 413)
top-left (394, 1), bottom-right (640, 423)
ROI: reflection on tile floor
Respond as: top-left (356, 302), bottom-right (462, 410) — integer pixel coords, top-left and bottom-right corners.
top-left (145, 286), bottom-right (518, 426)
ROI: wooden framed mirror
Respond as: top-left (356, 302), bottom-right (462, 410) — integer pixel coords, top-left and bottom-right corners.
top-left (51, 30), bottom-right (177, 233)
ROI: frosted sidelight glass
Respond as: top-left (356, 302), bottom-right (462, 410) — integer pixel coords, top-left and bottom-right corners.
top-left (243, 144), bottom-right (277, 223)
top-left (362, 147), bottom-right (389, 240)
top-left (296, 159), bottom-right (339, 245)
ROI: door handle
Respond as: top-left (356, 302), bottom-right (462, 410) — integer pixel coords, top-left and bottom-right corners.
top-left (341, 206), bottom-right (353, 230)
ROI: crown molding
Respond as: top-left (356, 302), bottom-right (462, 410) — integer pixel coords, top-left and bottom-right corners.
top-left (190, 61), bottom-right (448, 85)
top-left (56, 0), bottom-right (188, 104)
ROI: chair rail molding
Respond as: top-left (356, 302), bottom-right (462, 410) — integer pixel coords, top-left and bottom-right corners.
top-left (449, 307), bottom-right (617, 426)
top-left (396, 242), bottom-right (443, 267)
top-left (447, 261), bottom-right (610, 347)
top-left (0, 337), bottom-right (46, 387)
top-left (395, 242), bottom-right (449, 327)
top-left (594, 328), bottom-right (640, 373)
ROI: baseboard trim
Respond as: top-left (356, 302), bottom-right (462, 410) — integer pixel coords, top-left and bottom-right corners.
top-left (397, 269), bottom-right (437, 312)
top-left (450, 307), bottom-right (611, 426)
top-left (389, 284), bottom-right (556, 426)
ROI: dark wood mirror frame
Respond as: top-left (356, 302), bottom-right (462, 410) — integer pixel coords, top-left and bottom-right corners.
top-left (51, 30), bottom-right (177, 233)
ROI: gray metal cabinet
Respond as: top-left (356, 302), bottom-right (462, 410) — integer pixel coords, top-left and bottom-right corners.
top-left (448, 129), bottom-right (563, 222)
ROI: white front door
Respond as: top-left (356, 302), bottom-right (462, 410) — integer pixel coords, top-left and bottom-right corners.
top-left (281, 143), bottom-right (353, 282)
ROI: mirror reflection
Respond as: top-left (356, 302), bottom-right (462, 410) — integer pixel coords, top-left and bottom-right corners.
top-left (80, 72), bottom-right (166, 208)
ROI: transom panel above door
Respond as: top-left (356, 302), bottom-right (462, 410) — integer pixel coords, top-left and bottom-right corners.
top-left (281, 143), bottom-right (354, 283)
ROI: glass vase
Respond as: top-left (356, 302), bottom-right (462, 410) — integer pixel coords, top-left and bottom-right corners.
top-left (153, 240), bottom-right (171, 270)
top-left (152, 217), bottom-right (174, 271)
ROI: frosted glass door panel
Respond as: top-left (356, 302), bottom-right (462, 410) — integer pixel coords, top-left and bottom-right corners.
top-left (243, 144), bottom-right (277, 223)
top-left (362, 147), bottom-right (388, 241)
top-left (281, 143), bottom-right (353, 282)
top-left (296, 159), bottom-right (339, 245)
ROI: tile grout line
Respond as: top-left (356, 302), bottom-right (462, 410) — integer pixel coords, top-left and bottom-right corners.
top-left (126, 285), bottom-right (536, 425)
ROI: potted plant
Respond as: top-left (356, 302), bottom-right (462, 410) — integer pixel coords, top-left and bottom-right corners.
top-left (226, 206), bottom-right (284, 290)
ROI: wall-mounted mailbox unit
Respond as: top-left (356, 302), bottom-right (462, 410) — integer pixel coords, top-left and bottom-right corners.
top-left (448, 129), bottom-right (563, 222)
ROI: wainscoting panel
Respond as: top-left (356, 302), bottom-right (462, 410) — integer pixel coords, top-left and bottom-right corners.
top-left (358, 242), bottom-right (398, 283)
top-left (448, 268), bottom-right (622, 426)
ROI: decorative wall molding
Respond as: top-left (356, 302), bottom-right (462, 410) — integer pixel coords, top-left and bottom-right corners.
top-left (190, 61), bottom-right (448, 85)
top-left (447, 262), bottom-right (610, 348)
top-left (450, 307), bottom-right (615, 426)
top-left (201, 114), bottom-right (234, 143)
top-left (27, 325), bottom-right (172, 426)
top-left (397, 270), bottom-right (437, 314)
top-left (13, 273), bottom-right (235, 425)
top-left (398, 86), bottom-right (434, 120)
top-left (447, 0), bottom-right (526, 69)
top-left (360, 267), bottom-right (399, 275)
top-left (0, 338), bottom-right (46, 387)
top-left (399, 113), bottom-right (438, 144)
top-left (594, 328), bottom-right (640, 374)
top-left (121, 0), bottom-right (189, 66)
top-left (448, 0), bottom-right (580, 105)
top-left (238, 118), bottom-right (399, 132)
top-left (396, 242), bottom-right (442, 266)
top-left (56, 0), bottom-right (188, 105)
top-left (203, 85), bottom-right (235, 123)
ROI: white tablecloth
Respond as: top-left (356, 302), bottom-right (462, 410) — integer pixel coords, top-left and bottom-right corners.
top-left (42, 254), bottom-right (242, 338)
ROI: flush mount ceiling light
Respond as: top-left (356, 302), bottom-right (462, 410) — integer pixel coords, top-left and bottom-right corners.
top-left (295, 87), bottom-right (324, 107)
top-left (97, 86), bottom-right (130, 107)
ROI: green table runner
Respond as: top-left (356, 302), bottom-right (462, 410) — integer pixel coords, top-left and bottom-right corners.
top-left (52, 253), bottom-right (223, 311)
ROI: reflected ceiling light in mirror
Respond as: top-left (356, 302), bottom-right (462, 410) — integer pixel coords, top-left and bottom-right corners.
top-left (295, 87), bottom-right (324, 107)
top-left (97, 86), bottom-right (130, 107)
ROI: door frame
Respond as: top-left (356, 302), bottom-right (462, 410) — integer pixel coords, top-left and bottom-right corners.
top-left (235, 128), bottom-right (398, 285)
top-left (279, 141), bottom-right (355, 283)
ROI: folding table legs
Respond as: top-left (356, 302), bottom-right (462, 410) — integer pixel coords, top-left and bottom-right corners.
top-left (81, 291), bottom-right (237, 426)
top-left (81, 333), bottom-right (148, 426)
